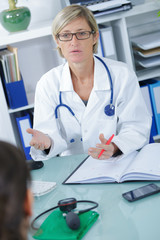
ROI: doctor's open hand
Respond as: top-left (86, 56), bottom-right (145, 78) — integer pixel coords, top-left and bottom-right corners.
top-left (88, 133), bottom-right (119, 160)
top-left (26, 128), bottom-right (51, 151)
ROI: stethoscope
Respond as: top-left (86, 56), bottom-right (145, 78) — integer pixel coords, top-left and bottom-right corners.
top-left (55, 55), bottom-right (115, 119)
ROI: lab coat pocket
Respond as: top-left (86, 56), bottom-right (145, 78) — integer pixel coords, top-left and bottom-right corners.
top-left (58, 118), bottom-right (81, 144)
top-left (98, 114), bottom-right (117, 134)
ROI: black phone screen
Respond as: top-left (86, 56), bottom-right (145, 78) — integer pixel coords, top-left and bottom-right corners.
top-left (122, 183), bottom-right (160, 202)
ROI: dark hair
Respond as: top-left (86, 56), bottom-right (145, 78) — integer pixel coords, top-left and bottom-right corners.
top-left (0, 141), bottom-right (31, 240)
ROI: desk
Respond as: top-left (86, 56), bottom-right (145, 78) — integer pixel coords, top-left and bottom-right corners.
top-left (28, 154), bottom-right (160, 240)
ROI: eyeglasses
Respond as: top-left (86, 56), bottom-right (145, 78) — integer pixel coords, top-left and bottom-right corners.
top-left (57, 31), bottom-right (95, 41)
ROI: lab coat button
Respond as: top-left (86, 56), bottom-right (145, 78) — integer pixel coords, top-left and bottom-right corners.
top-left (70, 138), bottom-right (75, 143)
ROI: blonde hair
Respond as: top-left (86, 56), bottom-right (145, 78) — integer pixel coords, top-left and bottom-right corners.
top-left (52, 4), bottom-right (99, 57)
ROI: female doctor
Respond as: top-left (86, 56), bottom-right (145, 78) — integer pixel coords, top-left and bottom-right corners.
top-left (27, 5), bottom-right (151, 161)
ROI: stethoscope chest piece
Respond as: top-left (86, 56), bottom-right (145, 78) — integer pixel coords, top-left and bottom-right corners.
top-left (104, 104), bottom-right (115, 116)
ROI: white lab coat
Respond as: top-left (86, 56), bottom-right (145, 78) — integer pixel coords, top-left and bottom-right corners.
top-left (30, 56), bottom-right (151, 161)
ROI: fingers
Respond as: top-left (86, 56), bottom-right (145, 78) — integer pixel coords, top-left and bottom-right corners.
top-left (26, 128), bottom-right (51, 151)
top-left (88, 147), bottom-right (112, 160)
top-left (88, 134), bottom-right (108, 159)
top-left (30, 138), bottom-right (48, 151)
top-left (98, 133), bottom-right (114, 152)
top-left (99, 147), bottom-right (114, 159)
top-left (26, 128), bottom-right (39, 148)
top-left (88, 147), bottom-right (99, 158)
top-left (88, 135), bottom-right (116, 160)
top-left (26, 128), bottom-right (34, 135)
top-left (31, 142), bottom-right (45, 151)
top-left (99, 133), bottom-right (107, 145)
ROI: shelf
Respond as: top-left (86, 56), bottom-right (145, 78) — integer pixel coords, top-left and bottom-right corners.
top-left (137, 67), bottom-right (160, 81)
top-left (8, 103), bottom-right (34, 114)
top-left (0, 1), bottom-right (159, 46)
top-left (0, 20), bottom-right (53, 46)
top-left (95, 1), bottom-right (160, 24)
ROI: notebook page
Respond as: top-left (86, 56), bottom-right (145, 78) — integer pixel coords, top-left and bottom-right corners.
top-left (121, 143), bottom-right (160, 182)
top-left (65, 151), bottom-right (138, 184)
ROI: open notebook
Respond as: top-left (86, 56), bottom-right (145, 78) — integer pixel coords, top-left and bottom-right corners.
top-left (63, 143), bottom-right (160, 184)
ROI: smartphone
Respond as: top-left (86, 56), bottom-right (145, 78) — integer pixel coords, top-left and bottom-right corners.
top-left (122, 183), bottom-right (160, 202)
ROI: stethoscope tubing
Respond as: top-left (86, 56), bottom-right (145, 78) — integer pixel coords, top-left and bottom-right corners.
top-left (55, 55), bottom-right (114, 119)
top-left (94, 55), bottom-right (113, 105)
top-left (55, 91), bottom-right (75, 119)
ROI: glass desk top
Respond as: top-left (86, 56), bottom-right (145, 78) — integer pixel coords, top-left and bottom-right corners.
top-left (28, 154), bottom-right (160, 240)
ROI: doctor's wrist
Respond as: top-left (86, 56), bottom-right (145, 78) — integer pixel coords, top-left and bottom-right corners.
top-left (112, 143), bottom-right (122, 157)
top-left (43, 135), bottom-right (52, 155)
top-left (44, 147), bottom-right (51, 155)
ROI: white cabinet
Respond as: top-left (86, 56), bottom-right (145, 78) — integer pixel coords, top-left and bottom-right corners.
top-left (95, 0), bottom-right (160, 80)
top-left (0, 20), bottom-right (64, 146)
top-left (0, 0), bottom-right (160, 148)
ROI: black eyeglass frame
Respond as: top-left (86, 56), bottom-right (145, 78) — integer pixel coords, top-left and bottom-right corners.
top-left (56, 30), bottom-right (95, 42)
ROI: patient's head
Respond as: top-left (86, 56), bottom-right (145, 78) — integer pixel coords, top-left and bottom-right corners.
top-left (0, 141), bottom-right (33, 240)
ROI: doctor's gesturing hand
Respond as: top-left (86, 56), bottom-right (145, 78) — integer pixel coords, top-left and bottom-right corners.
top-left (88, 134), bottom-right (119, 160)
top-left (26, 128), bottom-right (51, 151)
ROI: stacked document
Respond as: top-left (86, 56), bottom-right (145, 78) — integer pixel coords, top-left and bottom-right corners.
top-left (132, 32), bottom-right (160, 50)
top-left (86, 0), bottom-right (132, 16)
top-left (65, 0), bottom-right (132, 16)
top-left (133, 47), bottom-right (160, 58)
top-left (131, 31), bottom-right (160, 69)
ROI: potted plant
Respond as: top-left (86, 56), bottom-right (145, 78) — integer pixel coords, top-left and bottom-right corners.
top-left (0, 0), bottom-right (31, 32)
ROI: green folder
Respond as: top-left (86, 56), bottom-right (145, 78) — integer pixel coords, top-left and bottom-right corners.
top-left (33, 209), bottom-right (99, 240)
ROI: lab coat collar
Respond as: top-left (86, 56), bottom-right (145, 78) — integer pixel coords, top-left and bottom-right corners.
top-left (93, 55), bottom-right (111, 91)
top-left (60, 62), bottom-right (73, 92)
top-left (60, 56), bottom-right (111, 92)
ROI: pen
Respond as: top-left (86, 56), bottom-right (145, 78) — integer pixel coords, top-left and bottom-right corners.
top-left (98, 134), bottom-right (115, 159)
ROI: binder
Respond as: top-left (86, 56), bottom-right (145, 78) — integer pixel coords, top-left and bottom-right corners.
top-left (140, 82), bottom-right (157, 143)
top-left (7, 45), bottom-right (21, 81)
top-left (0, 48), bottom-right (28, 109)
top-left (5, 78), bottom-right (28, 109)
top-left (98, 25), bottom-right (117, 60)
top-left (16, 114), bottom-right (32, 160)
top-left (148, 80), bottom-right (160, 135)
top-left (0, 68), bottom-right (28, 109)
